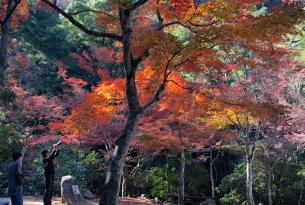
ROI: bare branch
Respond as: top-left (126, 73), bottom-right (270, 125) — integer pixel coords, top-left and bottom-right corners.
top-left (131, 0), bottom-right (149, 10)
top-left (41, 0), bottom-right (122, 41)
top-left (68, 9), bottom-right (119, 20)
top-left (140, 47), bottom-right (187, 112)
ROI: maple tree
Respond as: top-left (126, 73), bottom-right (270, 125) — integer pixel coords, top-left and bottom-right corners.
top-left (136, 87), bottom-right (213, 205)
top-left (0, 0), bottom-right (28, 85)
top-left (196, 42), bottom-right (299, 205)
top-left (37, 0), bottom-right (305, 204)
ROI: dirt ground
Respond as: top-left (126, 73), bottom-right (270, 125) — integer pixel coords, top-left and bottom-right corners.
top-left (0, 196), bottom-right (158, 205)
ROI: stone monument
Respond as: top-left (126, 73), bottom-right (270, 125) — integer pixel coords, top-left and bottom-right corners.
top-left (61, 175), bottom-right (88, 205)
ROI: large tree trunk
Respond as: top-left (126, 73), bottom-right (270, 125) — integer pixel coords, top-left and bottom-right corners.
top-left (267, 169), bottom-right (273, 205)
top-left (246, 156), bottom-right (255, 205)
top-left (178, 150), bottom-right (185, 205)
top-left (100, 9), bottom-right (141, 205)
top-left (0, 0), bottom-right (16, 86)
top-left (0, 25), bottom-right (9, 85)
top-left (100, 115), bottom-right (139, 205)
top-left (210, 149), bottom-right (215, 199)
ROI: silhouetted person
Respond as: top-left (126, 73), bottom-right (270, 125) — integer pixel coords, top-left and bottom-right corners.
top-left (41, 144), bottom-right (59, 205)
top-left (8, 151), bottom-right (24, 205)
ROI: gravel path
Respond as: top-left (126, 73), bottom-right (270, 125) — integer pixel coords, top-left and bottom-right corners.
top-left (0, 196), bottom-right (158, 205)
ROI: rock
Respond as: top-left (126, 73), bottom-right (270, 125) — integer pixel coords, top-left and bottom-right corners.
top-left (81, 188), bottom-right (95, 200)
top-left (199, 199), bottom-right (217, 205)
top-left (0, 199), bottom-right (9, 205)
top-left (61, 175), bottom-right (88, 205)
top-left (150, 197), bottom-right (158, 204)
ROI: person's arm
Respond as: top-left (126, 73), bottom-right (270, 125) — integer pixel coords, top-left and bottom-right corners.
top-left (49, 145), bottom-right (60, 160)
top-left (16, 161), bottom-right (22, 175)
top-left (48, 149), bottom-right (57, 160)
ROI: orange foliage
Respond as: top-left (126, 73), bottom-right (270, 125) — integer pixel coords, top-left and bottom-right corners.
top-left (47, 0), bottom-right (305, 149)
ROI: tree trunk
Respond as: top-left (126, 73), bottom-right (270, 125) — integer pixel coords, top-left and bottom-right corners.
top-left (165, 154), bottom-right (170, 195)
top-left (0, 25), bottom-right (9, 85)
top-left (121, 165), bottom-right (127, 198)
top-left (210, 149), bottom-right (215, 199)
top-left (0, 0), bottom-right (16, 86)
top-left (100, 114), bottom-right (139, 205)
top-left (100, 8), bottom-right (141, 205)
top-left (246, 156), bottom-right (255, 205)
top-left (298, 176), bottom-right (304, 205)
top-left (267, 169), bottom-right (273, 205)
top-left (178, 150), bottom-right (185, 205)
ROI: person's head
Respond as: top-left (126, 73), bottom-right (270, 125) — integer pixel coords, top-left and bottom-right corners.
top-left (41, 150), bottom-right (49, 158)
top-left (12, 151), bottom-right (22, 161)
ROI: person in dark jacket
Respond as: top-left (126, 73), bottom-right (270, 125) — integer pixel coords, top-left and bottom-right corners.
top-left (8, 151), bottom-right (24, 205)
top-left (41, 144), bottom-right (60, 205)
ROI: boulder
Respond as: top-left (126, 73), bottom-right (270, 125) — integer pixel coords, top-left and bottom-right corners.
top-left (199, 199), bottom-right (217, 205)
top-left (61, 175), bottom-right (88, 205)
top-left (150, 197), bottom-right (159, 204)
top-left (81, 188), bottom-right (95, 200)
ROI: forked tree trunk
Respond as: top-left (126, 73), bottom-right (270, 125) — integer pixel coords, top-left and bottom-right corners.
top-left (210, 149), bottom-right (215, 199)
top-left (178, 150), bottom-right (185, 205)
top-left (267, 169), bottom-right (273, 205)
top-left (246, 155), bottom-right (255, 205)
top-left (100, 8), bottom-right (139, 205)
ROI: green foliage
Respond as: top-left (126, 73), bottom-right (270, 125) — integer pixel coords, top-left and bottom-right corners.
top-left (0, 114), bottom-right (22, 195)
top-left (217, 161), bottom-right (267, 204)
top-left (219, 190), bottom-right (242, 205)
top-left (21, 144), bottom-right (104, 195)
top-left (0, 89), bottom-right (16, 105)
top-left (185, 160), bottom-right (210, 196)
top-left (271, 155), bottom-right (304, 205)
top-left (149, 167), bottom-right (168, 201)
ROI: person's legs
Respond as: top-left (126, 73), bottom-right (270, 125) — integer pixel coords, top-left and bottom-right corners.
top-left (10, 195), bottom-right (16, 205)
top-left (15, 195), bottom-right (23, 205)
top-left (49, 175), bottom-right (54, 204)
top-left (10, 195), bottom-right (23, 205)
top-left (43, 175), bottom-right (52, 205)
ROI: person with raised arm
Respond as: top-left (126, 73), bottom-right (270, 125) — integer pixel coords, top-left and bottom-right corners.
top-left (41, 142), bottom-right (61, 205)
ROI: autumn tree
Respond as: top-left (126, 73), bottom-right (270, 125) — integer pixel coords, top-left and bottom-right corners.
top-left (38, 0), bottom-right (305, 204)
top-left (200, 45), bottom-right (294, 205)
top-left (136, 85), bottom-right (214, 205)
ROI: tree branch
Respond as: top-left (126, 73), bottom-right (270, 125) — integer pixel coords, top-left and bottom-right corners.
top-left (1, 0), bottom-right (22, 26)
top-left (140, 81), bottom-right (166, 112)
top-left (140, 47), bottom-right (186, 112)
top-left (68, 9), bottom-right (119, 20)
top-left (41, 0), bottom-right (122, 41)
top-left (131, 0), bottom-right (149, 10)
